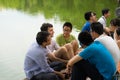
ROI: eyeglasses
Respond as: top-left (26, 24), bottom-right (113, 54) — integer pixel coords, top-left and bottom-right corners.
top-left (63, 29), bottom-right (71, 32)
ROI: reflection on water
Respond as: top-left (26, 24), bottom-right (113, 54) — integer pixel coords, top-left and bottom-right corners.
top-left (0, 9), bottom-right (78, 80)
top-left (0, 0), bottom-right (117, 30)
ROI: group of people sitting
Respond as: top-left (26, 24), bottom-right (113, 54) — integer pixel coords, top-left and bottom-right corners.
top-left (24, 8), bottom-right (120, 80)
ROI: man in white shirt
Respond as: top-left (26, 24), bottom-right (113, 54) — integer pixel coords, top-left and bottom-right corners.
top-left (90, 22), bottom-right (120, 67)
top-left (98, 8), bottom-right (110, 34)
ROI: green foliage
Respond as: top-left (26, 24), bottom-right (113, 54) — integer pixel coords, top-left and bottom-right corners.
top-left (0, 0), bottom-right (118, 30)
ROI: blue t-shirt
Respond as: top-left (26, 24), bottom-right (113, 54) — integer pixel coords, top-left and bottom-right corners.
top-left (79, 41), bottom-right (116, 80)
top-left (81, 21), bottom-right (91, 32)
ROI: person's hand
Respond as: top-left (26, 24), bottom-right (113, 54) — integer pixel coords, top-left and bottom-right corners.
top-left (59, 72), bottom-right (65, 80)
top-left (65, 64), bottom-right (72, 75)
top-left (54, 71), bottom-right (65, 80)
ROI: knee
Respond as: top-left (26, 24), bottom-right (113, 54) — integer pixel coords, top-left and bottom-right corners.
top-left (60, 46), bottom-right (67, 53)
top-left (64, 43), bottom-right (72, 49)
top-left (71, 40), bottom-right (79, 47)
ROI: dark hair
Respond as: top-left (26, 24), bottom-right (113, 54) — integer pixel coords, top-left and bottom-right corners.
top-left (93, 12), bottom-right (96, 16)
top-left (116, 27), bottom-right (120, 36)
top-left (40, 23), bottom-right (53, 31)
top-left (78, 31), bottom-right (93, 46)
top-left (102, 8), bottom-right (110, 15)
top-left (36, 31), bottom-right (50, 45)
top-left (63, 22), bottom-right (73, 30)
top-left (84, 11), bottom-right (92, 20)
top-left (91, 22), bottom-right (103, 35)
top-left (110, 18), bottom-right (120, 27)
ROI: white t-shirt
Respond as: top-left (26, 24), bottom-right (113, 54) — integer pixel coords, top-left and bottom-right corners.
top-left (47, 39), bottom-right (60, 53)
top-left (98, 16), bottom-right (106, 28)
top-left (95, 34), bottom-right (120, 66)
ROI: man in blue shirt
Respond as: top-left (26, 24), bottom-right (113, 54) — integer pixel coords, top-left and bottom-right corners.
top-left (24, 31), bottom-right (64, 80)
top-left (66, 31), bottom-right (116, 80)
top-left (81, 11), bottom-right (97, 32)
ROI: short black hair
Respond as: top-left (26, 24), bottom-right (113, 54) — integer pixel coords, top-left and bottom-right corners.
top-left (110, 18), bottom-right (120, 27)
top-left (84, 11), bottom-right (92, 20)
top-left (40, 23), bottom-right (53, 31)
top-left (102, 8), bottom-right (110, 15)
top-left (93, 12), bottom-right (96, 16)
top-left (91, 22), bottom-right (103, 35)
top-left (36, 31), bottom-right (50, 45)
top-left (63, 22), bottom-right (73, 30)
top-left (78, 31), bottom-right (93, 46)
top-left (116, 27), bottom-right (120, 36)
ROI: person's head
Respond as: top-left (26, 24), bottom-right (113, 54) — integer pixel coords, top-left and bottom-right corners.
top-left (114, 27), bottom-right (120, 40)
top-left (84, 11), bottom-right (97, 22)
top-left (102, 8), bottom-right (110, 18)
top-left (40, 23), bottom-right (54, 37)
top-left (110, 18), bottom-right (120, 32)
top-left (90, 22), bottom-right (103, 39)
top-left (36, 31), bottom-right (51, 46)
top-left (78, 31), bottom-right (93, 48)
top-left (93, 12), bottom-right (97, 22)
top-left (63, 22), bottom-right (73, 37)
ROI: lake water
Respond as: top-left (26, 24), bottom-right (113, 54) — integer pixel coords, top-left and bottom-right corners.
top-left (0, 0), bottom-right (117, 79)
top-left (0, 9), bottom-right (79, 80)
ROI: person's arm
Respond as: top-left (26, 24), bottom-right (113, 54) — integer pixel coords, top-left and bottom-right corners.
top-left (34, 52), bottom-right (54, 72)
top-left (67, 55), bottom-right (82, 67)
top-left (104, 27), bottom-right (110, 35)
top-left (66, 55), bottom-right (83, 74)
